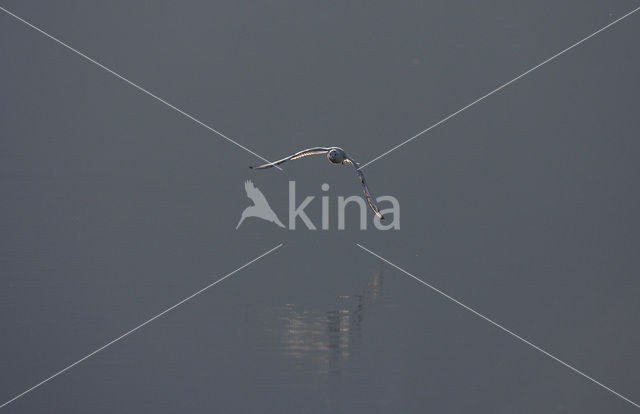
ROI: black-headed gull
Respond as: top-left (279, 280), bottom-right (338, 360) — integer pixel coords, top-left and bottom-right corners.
top-left (250, 147), bottom-right (384, 219)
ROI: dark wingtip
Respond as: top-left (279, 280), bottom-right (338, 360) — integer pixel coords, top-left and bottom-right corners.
top-left (249, 166), bottom-right (254, 169)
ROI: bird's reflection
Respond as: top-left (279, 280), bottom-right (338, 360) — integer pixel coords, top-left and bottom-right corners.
top-left (280, 264), bottom-right (384, 374)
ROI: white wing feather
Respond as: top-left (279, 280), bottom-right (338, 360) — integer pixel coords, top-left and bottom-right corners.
top-left (250, 147), bottom-right (331, 169)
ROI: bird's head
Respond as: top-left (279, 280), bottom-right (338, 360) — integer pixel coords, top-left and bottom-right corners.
top-left (327, 148), bottom-right (344, 164)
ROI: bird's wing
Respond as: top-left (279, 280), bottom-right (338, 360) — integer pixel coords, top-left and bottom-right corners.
top-left (244, 180), bottom-right (270, 206)
top-left (250, 147), bottom-right (331, 169)
top-left (345, 156), bottom-right (384, 220)
top-left (356, 170), bottom-right (384, 219)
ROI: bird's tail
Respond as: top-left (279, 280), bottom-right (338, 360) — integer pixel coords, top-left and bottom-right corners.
top-left (236, 213), bottom-right (246, 229)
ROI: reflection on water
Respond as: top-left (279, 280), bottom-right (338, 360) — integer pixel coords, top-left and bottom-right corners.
top-left (280, 265), bottom-right (384, 374)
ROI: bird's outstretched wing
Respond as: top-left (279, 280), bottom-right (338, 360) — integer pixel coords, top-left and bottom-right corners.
top-left (250, 147), bottom-right (331, 169)
top-left (345, 157), bottom-right (384, 220)
top-left (244, 180), bottom-right (269, 206)
top-left (356, 169), bottom-right (384, 220)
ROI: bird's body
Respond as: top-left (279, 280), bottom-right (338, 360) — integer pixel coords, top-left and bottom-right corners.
top-left (236, 180), bottom-right (285, 229)
top-left (250, 147), bottom-right (384, 219)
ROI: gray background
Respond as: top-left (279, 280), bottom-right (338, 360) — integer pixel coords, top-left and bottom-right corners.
top-left (1, 1), bottom-right (639, 412)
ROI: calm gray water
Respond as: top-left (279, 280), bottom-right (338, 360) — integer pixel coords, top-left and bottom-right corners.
top-left (1, 1), bottom-right (640, 412)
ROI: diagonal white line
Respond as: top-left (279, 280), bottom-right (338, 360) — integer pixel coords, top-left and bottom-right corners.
top-left (0, 6), bottom-right (282, 170)
top-left (0, 243), bottom-right (283, 410)
top-left (359, 6), bottom-right (640, 170)
top-left (356, 243), bottom-right (640, 410)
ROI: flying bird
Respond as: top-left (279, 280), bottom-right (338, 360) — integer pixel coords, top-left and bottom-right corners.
top-left (236, 180), bottom-right (285, 229)
top-left (250, 147), bottom-right (384, 219)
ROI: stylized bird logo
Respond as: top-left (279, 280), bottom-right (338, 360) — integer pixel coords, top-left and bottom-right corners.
top-left (236, 180), bottom-right (285, 229)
